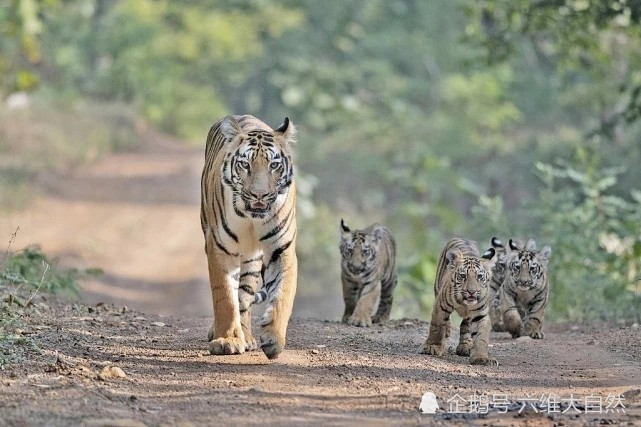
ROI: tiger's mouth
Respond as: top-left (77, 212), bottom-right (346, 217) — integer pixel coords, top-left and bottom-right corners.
top-left (463, 296), bottom-right (479, 305)
top-left (249, 201), bottom-right (269, 211)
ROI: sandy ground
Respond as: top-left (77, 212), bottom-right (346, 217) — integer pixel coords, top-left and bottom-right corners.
top-left (0, 297), bottom-right (639, 426)
top-left (1, 134), bottom-right (640, 426)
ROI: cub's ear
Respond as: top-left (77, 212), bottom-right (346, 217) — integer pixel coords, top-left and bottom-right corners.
top-left (539, 245), bottom-right (551, 266)
top-left (526, 239), bottom-right (537, 251)
top-left (508, 239), bottom-right (520, 251)
top-left (482, 247), bottom-right (496, 260)
top-left (219, 115), bottom-right (242, 140)
top-left (491, 237), bottom-right (504, 248)
top-left (371, 226), bottom-right (385, 244)
top-left (340, 219), bottom-right (350, 233)
top-left (482, 247), bottom-right (497, 270)
top-left (445, 248), bottom-right (461, 268)
top-left (274, 117), bottom-right (297, 145)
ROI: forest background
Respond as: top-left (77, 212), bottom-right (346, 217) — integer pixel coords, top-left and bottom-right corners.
top-left (1, 0), bottom-right (640, 322)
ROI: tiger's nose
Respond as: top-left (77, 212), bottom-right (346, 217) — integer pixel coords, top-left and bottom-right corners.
top-left (249, 189), bottom-right (269, 200)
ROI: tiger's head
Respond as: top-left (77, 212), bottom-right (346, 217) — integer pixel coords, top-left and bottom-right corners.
top-left (219, 116), bottom-right (297, 218)
top-left (507, 239), bottom-right (551, 290)
top-left (447, 246), bottom-right (496, 306)
top-left (339, 220), bottom-right (384, 276)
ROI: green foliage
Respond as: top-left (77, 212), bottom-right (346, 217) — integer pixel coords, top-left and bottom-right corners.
top-left (531, 154), bottom-right (641, 321)
top-left (0, 245), bottom-right (96, 296)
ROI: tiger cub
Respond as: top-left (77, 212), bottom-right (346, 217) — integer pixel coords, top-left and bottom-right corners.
top-left (501, 239), bottom-right (551, 339)
top-left (340, 219), bottom-right (397, 327)
top-left (419, 238), bottom-right (498, 365)
top-left (489, 237), bottom-right (509, 332)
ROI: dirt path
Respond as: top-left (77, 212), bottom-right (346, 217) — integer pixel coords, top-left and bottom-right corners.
top-left (0, 133), bottom-right (213, 317)
top-left (0, 298), bottom-right (639, 426)
top-left (1, 134), bottom-right (640, 426)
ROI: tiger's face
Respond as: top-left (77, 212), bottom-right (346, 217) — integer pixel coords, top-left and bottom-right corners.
top-left (447, 248), bottom-right (496, 306)
top-left (340, 220), bottom-right (382, 276)
top-left (220, 117), bottom-right (296, 218)
top-left (507, 239), bottom-right (551, 290)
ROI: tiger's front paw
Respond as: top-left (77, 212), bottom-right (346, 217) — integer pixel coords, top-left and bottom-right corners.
top-left (259, 329), bottom-right (285, 360)
top-left (523, 324), bottom-right (544, 339)
top-left (244, 331), bottom-right (258, 351)
top-left (419, 343), bottom-right (445, 356)
top-left (209, 337), bottom-right (246, 355)
top-left (455, 343), bottom-right (471, 357)
top-left (470, 356), bottom-right (499, 366)
top-left (347, 314), bottom-right (372, 327)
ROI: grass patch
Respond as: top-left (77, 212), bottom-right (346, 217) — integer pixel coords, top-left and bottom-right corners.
top-left (0, 229), bottom-right (100, 366)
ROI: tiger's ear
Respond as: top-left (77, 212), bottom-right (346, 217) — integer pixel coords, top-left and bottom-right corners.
top-left (539, 245), bottom-right (551, 266)
top-left (525, 239), bottom-right (537, 251)
top-left (340, 219), bottom-right (350, 233)
top-left (445, 249), bottom-right (461, 268)
top-left (274, 117), bottom-right (297, 145)
top-left (371, 226), bottom-right (385, 244)
top-left (481, 247), bottom-right (497, 269)
top-left (491, 237), bottom-right (504, 249)
top-left (220, 115), bottom-right (242, 140)
top-left (508, 239), bottom-right (520, 251)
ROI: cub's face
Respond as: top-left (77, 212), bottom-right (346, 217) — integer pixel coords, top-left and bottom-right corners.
top-left (508, 239), bottom-right (551, 290)
top-left (219, 117), bottom-right (296, 218)
top-left (447, 248), bottom-right (496, 306)
top-left (339, 220), bottom-right (381, 276)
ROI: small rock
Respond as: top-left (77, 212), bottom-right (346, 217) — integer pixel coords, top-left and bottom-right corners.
top-left (99, 366), bottom-right (127, 380)
top-left (631, 323), bottom-right (639, 329)
top-left (316, 345), bottom-right (326, 349)
top-left (151, 322), bottom-right (165, 327)
top-left (311, 349), bottom-right (319, 354)
top-left (178, 328), bottom-right (189, 333)
top-left (402, 321), bottom-right (413, 326)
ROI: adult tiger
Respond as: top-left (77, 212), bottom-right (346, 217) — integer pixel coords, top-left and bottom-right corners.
top-left (200, 114), bottom-right (297, 359)
top-left (339, 219), bottom-right (397, 327)
top-left (419, 238), bottom-right (498, 365)
top-left (501, 239), bottom-right (551, 339)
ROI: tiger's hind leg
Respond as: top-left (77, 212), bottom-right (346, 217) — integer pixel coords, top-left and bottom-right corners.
top-left (205, 244), bottom-right (246, 355)
top-left (372, 275), bottom-right (396, 324)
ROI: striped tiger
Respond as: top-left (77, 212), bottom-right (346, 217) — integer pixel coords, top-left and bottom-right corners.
top-left (489, 237), bottom-right (508, 332)
top-left (339, 220), bottom-right (397, 327)
top-left (200, 114), bottom-right (298, 359)
top-left (419, 238), bottom-right (498, 365)
top-left (501, 238), bottom-right (551, 339)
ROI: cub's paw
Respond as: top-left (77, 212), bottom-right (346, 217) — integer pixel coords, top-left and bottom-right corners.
top-left (419, 343), bottom-right (445, 356)
top-left (347, 314), bottom-right (372, 328)
top-left (209, 337), bottom-right (246, 355)
top-left (371, 314), bottom-right (389, 324)
top-left (259, 330), bottom-right (285, 360)
top-left (455, 344), bottom-right (471, 357)
top-left (470, 356), bottom-right (499, 366)
top-left (528, 331), bottom-right (544, 339)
